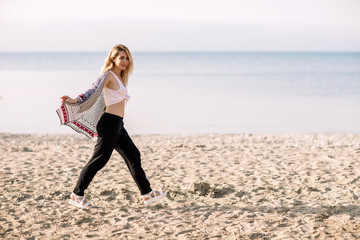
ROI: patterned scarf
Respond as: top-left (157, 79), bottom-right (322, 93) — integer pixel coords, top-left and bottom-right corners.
top-left (56, 71), bottom-right (109, 140)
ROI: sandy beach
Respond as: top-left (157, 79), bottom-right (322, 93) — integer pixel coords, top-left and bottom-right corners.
top-left (0, 133), bottom-right (359, 239)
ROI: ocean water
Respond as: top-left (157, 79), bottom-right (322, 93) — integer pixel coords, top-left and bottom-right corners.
top-left (0, 52), bottom-right (359, 135)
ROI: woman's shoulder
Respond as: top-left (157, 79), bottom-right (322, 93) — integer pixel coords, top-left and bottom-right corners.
top-left (104, 70), bottom-right (115, 81)
top-left (104, 70), bottom-right (119, 88)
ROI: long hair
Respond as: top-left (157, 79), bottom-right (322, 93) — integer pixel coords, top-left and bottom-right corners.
top-left (100, 44), bottom-right (134, 86)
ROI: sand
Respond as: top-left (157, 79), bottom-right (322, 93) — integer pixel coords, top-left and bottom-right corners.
top-left (0, 133), bottom-right (359, 239)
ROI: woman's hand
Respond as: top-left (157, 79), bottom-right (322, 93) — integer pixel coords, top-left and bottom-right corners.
top-left (60, 95), bottom-right (77, 104)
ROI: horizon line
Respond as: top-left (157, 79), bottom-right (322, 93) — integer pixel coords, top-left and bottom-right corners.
top-left (0, 50), bottom-right (360, 54)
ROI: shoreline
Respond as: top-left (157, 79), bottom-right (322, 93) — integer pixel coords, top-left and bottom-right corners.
top-left (1, 133), bottom-right (359, 239)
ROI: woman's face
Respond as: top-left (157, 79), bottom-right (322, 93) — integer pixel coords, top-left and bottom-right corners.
top-left (113, 51), bottom-right (130, 71)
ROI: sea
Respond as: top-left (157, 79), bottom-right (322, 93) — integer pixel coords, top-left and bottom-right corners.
top-left (0, 52), bottom-right (359, 135)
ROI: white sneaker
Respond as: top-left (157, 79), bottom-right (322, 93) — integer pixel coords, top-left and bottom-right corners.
top-left (142, 190), bottom-right (167, 205)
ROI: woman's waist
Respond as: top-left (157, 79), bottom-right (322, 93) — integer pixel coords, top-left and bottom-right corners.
top-left (101, 111), bottom-right (124, 120)
top-left (105, 103), bottom-right (125, 118)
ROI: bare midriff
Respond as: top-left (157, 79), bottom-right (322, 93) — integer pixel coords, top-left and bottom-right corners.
top-left (105, 100), bottom-right (126, 118)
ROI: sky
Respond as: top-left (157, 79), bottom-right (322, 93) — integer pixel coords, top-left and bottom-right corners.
top-left (0, 0), bottom-right (359, 52)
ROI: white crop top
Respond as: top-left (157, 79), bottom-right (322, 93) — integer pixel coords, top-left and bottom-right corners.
top-left (103, 70), bottom-right (130, 106)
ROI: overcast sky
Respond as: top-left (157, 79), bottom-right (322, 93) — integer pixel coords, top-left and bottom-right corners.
top-left (0, 0), bottom-right (359, 52)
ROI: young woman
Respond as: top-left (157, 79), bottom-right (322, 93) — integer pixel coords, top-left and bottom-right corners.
top-left (57, 44), bottom-right (166, 208)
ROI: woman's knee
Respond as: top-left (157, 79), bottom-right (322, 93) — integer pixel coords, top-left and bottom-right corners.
top-left (87, 152), bottom-right (112, 170)
top-left (133, 148), bottom-right (141, 159)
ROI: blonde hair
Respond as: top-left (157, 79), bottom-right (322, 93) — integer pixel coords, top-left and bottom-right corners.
top-left (100, 44), bottom-right (134, 86)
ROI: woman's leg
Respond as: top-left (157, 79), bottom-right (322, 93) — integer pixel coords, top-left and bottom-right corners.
top-left (73, 113), bottom-right (122, 196)
top-left (114, 127), bottom-right (152, 195)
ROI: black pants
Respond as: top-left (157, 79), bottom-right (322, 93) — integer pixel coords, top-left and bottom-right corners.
top-left (73, 112), bottom-right (152, 196)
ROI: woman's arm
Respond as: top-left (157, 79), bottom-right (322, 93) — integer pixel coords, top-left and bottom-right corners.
top-left (60, 72), bottom-right (108, 104)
